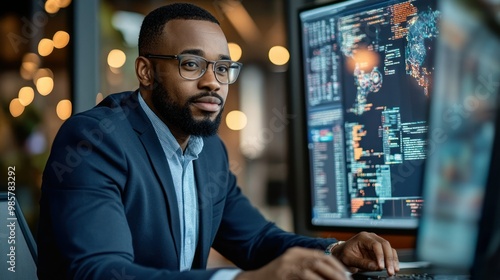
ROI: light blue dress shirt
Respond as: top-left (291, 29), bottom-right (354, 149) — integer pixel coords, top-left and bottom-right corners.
top-left (139, 93), bottom-right (201, 270)
top-left (138, 93), bottom-right (241, 279)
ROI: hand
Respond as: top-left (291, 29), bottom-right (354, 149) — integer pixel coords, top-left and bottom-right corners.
top-left (235, 247), bottom-right (352, 280)
top-left (330, 231), bottom-right (400, 276)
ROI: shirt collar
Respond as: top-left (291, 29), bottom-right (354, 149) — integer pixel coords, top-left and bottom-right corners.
top-left (137, 91), bottom-right (204, 159)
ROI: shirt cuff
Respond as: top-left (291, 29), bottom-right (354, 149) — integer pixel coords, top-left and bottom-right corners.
top-left (210, 268), bottom-right (243, 280)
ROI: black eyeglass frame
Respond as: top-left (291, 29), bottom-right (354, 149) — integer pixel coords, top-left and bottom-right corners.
top-left (145, 54), bottom-right (243, 85)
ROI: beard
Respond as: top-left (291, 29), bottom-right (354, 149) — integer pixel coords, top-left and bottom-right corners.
top-left (151, 81), bottom-right (223, 137)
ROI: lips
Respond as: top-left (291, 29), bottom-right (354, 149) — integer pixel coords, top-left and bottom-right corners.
top-left (192, 96), bottom-right (222, 112)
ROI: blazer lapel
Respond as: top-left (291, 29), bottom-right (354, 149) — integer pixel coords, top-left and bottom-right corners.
top-left (192, 154), bottom-right (213, 269)
top-left (125, 91), bottom-right (182, 262)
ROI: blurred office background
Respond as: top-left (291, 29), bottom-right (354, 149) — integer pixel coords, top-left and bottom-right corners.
top-left (0, 0), bottom-right (317, 247)
top-left (2, 0), bottom-right (500, 268)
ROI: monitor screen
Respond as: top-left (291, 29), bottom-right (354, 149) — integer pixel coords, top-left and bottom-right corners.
top-left (298, 0), bottom-right (439, 231)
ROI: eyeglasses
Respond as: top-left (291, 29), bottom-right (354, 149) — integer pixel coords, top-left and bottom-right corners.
top-left (146, 54), bottom-right (243, 84)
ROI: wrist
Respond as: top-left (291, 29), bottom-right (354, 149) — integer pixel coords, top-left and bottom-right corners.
top-left (324, 241), bottom-right (345, 256)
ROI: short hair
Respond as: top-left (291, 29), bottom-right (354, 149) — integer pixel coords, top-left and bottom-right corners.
top-left (138, 3), bottom-right (220, 56)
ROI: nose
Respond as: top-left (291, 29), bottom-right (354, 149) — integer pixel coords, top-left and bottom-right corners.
top-left (198, 62), bottom-right (221, 91)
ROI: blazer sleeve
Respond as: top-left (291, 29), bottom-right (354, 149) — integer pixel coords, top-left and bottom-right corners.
top-left (209, 137), bottom-right (337, 270)
top-left (38, 113), bottom-right (222, 280)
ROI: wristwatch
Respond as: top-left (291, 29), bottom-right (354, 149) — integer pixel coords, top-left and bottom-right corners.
top-left (324, 241), bottom-right (345, 255)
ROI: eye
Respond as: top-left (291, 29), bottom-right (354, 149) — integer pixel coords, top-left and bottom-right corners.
top-left (215, 62), bottom-right (231, 74)
top-left (180, 58), bottom-right (202, 71)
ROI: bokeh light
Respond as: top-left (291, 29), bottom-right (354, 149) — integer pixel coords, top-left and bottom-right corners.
top-left (107, 49), bottom-right (126, 68)
top-left (20, 53), bottom-right (40, 80)
top-left (96, 92), bottom-right (104, 104)
top-left (55, 0), bottom-right (72, 8)
top-left (228, 43), bottom-right (242, 61)
top-left (268, 46), bottom-right (290, 66)
top-left (53, 31), bottom-right (70, 49)
top-left (226, 110), bottom-right (248, 131)
top-left (18, 87), bottom-right (35, 106)
top-left (9, 98), bottom-right (25, 117)
top-left (56, 99), bottom-right (72, 120)
top-left (38, 38), bottom-right (54, 57)
top-left (45, 0), bottom-right (60, 14)
top-left (36, 77), bottom-right (54, 96)
top-left (33, 68), bottom-right (54, 84)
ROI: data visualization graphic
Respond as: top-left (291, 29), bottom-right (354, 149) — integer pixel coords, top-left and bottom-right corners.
top-left (405, 8), bottom-right (440, 96)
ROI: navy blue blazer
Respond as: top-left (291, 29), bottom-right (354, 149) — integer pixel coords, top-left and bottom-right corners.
top-left (37, 91), bottom-right (335, 279)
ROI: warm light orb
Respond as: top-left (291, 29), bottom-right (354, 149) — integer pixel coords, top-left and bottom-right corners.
top-left (53, 31), bottom-right (70, 49)
top-left (36, 77), bottom-right (54, 96)
top-left (56, 99), bottom-right (72, 120)
top-left (38, 38), bottom-right (54, 57)
top-left (268, 46), bottom-right (290, 66)
top-left (96, 92), bottom-right (104, 104)
top-left (21, 53), bottom-right (40, 74)
top-left (18, 87), bottom-right (35, 106)
top-left (9, 98), bottom-right (25, 117)
top-left (20, 67), bottom-right (33, 80)
top-left (107, 49), bottom-right (126, 68)
top-left (228, 43), bottom-right (242, 61)
top-left (21, 53), bottom-right (40, 79)
top-left (33, 68), bottom-right (54, 84)
top-left (347, 48), bottom-right (380, 73)
top-left (226, 110), bottom-right (247, 131)
top-left (45, 0), bottom-right (60, 14)
top-left (55, 0), bottom-right (72, 8)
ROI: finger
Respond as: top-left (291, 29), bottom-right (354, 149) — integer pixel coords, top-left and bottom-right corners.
top-left (393, 248), bottom-right (400, 272)
top-left (300, 268), bottom-right (326, 280)
top-left (343, 247), bottom-right (379, 271)
top-left (368, 236), bottom-right (398, 275)
top-left (314, 257), bottom-right (352, 280)
top-left (379, 240), bottom-right (396, 275)
top-left (283, 248), bottom-right (349, 279)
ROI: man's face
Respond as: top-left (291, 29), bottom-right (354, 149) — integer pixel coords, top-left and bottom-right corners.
top-left (151, 80), bottom-right (223, 137)
top-left (149, 19), bottom-right (230, 136)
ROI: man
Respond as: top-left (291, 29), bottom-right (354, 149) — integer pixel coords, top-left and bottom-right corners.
top-left (37, 3), bottom-right (399, 279)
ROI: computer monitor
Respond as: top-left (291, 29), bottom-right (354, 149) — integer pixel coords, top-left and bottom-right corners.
top-left (415, 0), bottom-right (500, 273)
top-left (297, 0), bottom-right (439, 232)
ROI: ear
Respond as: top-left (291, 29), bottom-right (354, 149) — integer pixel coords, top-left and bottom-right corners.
top-left (135, 56), bottom-right (154, 90)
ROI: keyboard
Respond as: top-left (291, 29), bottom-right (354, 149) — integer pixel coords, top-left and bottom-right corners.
top-left (365, 273), bottom-right (434, 279)
top-left (353, 273), bottom-right (470, 280)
